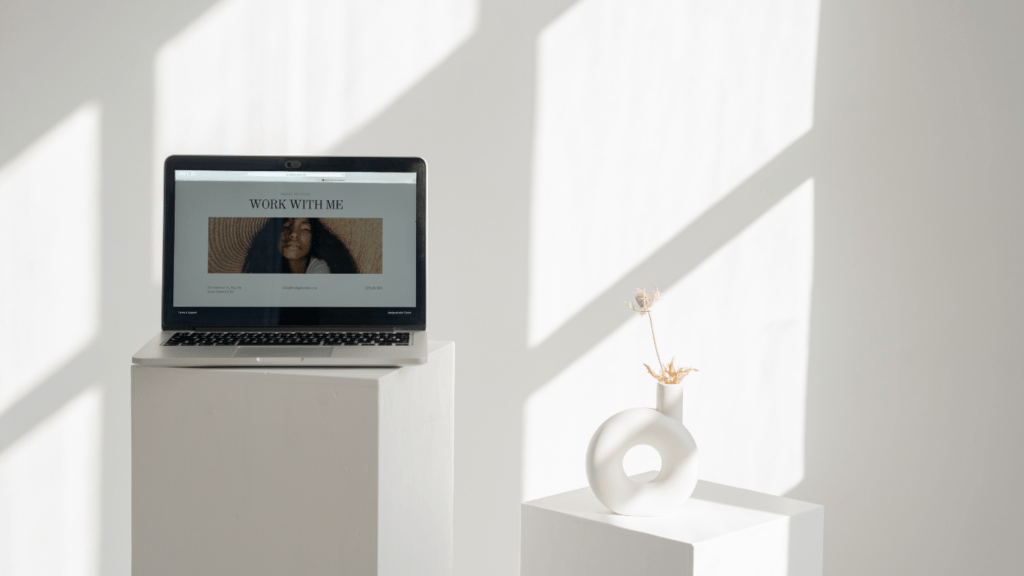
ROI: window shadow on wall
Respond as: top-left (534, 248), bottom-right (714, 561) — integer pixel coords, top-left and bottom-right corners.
top-left (332, 1), bottom-right (820, 573)
top-left (0, 1), bottom-right (821, 576)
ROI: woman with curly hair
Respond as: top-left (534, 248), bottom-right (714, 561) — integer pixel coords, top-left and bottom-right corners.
top-left (241, 217), bottom-right (358, 274)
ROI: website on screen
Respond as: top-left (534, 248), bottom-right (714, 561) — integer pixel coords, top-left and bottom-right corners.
top-left (172, 170), bottom-right (417, 308)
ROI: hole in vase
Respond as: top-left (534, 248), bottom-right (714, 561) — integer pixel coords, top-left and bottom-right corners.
top-left (623, 444), bottom-right (662, 481)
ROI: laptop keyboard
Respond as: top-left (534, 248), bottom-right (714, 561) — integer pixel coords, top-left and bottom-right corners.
top-left (163, 331), bottom-right (411, 347)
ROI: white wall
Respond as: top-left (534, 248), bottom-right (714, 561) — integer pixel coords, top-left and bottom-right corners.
top-left (0, 1), bottom-right (1021, 575)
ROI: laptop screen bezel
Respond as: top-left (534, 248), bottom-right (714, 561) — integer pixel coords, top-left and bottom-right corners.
top-left (161, 155), bottom-right (426, 330)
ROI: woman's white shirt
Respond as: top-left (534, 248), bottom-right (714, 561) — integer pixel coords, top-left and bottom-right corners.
top-left (306, 256), bottom-right (331, 274)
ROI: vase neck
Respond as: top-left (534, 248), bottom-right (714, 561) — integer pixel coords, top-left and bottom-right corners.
top-left (656, 383), bottom-right (683, 422)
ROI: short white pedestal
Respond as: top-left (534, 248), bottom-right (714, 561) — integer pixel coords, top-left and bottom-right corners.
top-left (132, 341), bottom-right (454, 576)
top-left (522, 479), bottom-right (823, 576)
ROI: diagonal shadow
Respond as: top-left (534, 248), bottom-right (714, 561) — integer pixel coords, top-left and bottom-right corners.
top-left (331, 0), bottom-right (818, 397)
top-left (0, 342), bottom-right (103, 454)
top-left (1, 3), bottom-right (221, 576)
top-left (1, 2), bottom-right (819, 575)
top-left (326, 3), bottom-right (819, 574)
top-left (522, 131), bottom-right (817, 388)
top-left (2, 3), bottom-right (572, 574)
top-left (0, 0), bottom-right (226, 453)
top-left (0, 0), bottom-right (223, 166)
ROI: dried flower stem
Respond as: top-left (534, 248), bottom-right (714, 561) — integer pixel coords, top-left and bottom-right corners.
top-left (647, 311), bottom-right (665, 373)
top-left (628, 287), bottom-right (698, 385)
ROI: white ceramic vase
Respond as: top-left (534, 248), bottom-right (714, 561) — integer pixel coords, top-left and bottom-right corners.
top-left (585, 382), bottom-right (699, 516)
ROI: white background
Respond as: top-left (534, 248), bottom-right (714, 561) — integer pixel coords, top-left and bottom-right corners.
top-left (0, 1), bottom-right (1021, 576)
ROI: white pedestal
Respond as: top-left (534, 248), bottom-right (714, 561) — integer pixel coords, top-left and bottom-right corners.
top-left (522, 478), bottom-right (823, 576)
top-left (132, 341), bottom-right (454, 576)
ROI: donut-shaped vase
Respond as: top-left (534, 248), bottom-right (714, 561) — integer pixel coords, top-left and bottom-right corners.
top-left (585, 407), bottom-right (699, 516)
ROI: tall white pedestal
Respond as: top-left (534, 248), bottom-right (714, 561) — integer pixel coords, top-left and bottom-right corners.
top-left (522, 479), bottom-right (823, 576)
top-left (132, 341), bottom-right (454, 576)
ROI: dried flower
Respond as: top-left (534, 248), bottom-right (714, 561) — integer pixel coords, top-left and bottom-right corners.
top-left (628, 287), bottom-right (697, 385)
top-left (627, 287), bottom-right (660, 316)
top-left (644, 359), bottom-right (698, 385)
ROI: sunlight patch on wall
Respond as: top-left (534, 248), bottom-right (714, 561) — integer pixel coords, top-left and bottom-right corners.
top-left (528, 0), bottom-right (818, 346)
top-left (523, 180), bottom-right (813, 501)
top-left (152, 0), bottom-right (478, 280)
top-left (0, 103), bottom-right (100, 414)
top-left (0, 385), bottom-right (103, 576)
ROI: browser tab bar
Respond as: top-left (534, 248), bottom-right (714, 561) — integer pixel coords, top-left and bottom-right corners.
top-left (176, 170), bottom-right (415, 184)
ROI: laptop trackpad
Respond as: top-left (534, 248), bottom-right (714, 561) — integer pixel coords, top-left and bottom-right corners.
top-left (233, 347), bottom-right (333, 358)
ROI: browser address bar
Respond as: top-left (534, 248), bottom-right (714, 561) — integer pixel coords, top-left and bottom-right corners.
top-left (244, 172), bottom-right (346, 177)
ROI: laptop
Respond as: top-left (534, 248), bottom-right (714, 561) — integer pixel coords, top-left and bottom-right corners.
top-left (132, 155), bottom-right (428, 367)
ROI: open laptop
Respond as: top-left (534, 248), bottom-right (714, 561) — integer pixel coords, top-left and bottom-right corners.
top-left (132, 155), bottom-right (428, 367)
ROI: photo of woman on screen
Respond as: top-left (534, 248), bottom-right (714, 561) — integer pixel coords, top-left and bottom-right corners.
top-left (241, 217), bottom-right (359, 274)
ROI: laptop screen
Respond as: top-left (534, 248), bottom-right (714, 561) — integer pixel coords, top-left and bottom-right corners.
top-left (162, 157), bottom-right (426, 329)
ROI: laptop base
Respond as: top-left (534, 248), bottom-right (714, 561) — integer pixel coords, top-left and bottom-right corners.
top-left (132, 330), bottom-right (428, 367)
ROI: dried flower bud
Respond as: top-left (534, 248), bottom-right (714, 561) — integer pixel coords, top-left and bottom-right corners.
top-left (628, 287), bottom-right (660, 316)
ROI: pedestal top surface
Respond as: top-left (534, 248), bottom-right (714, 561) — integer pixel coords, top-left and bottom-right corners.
top-left (523, 478), bottom-right (823, 545)
top-left (136, 341), bottom-right (451, 380)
